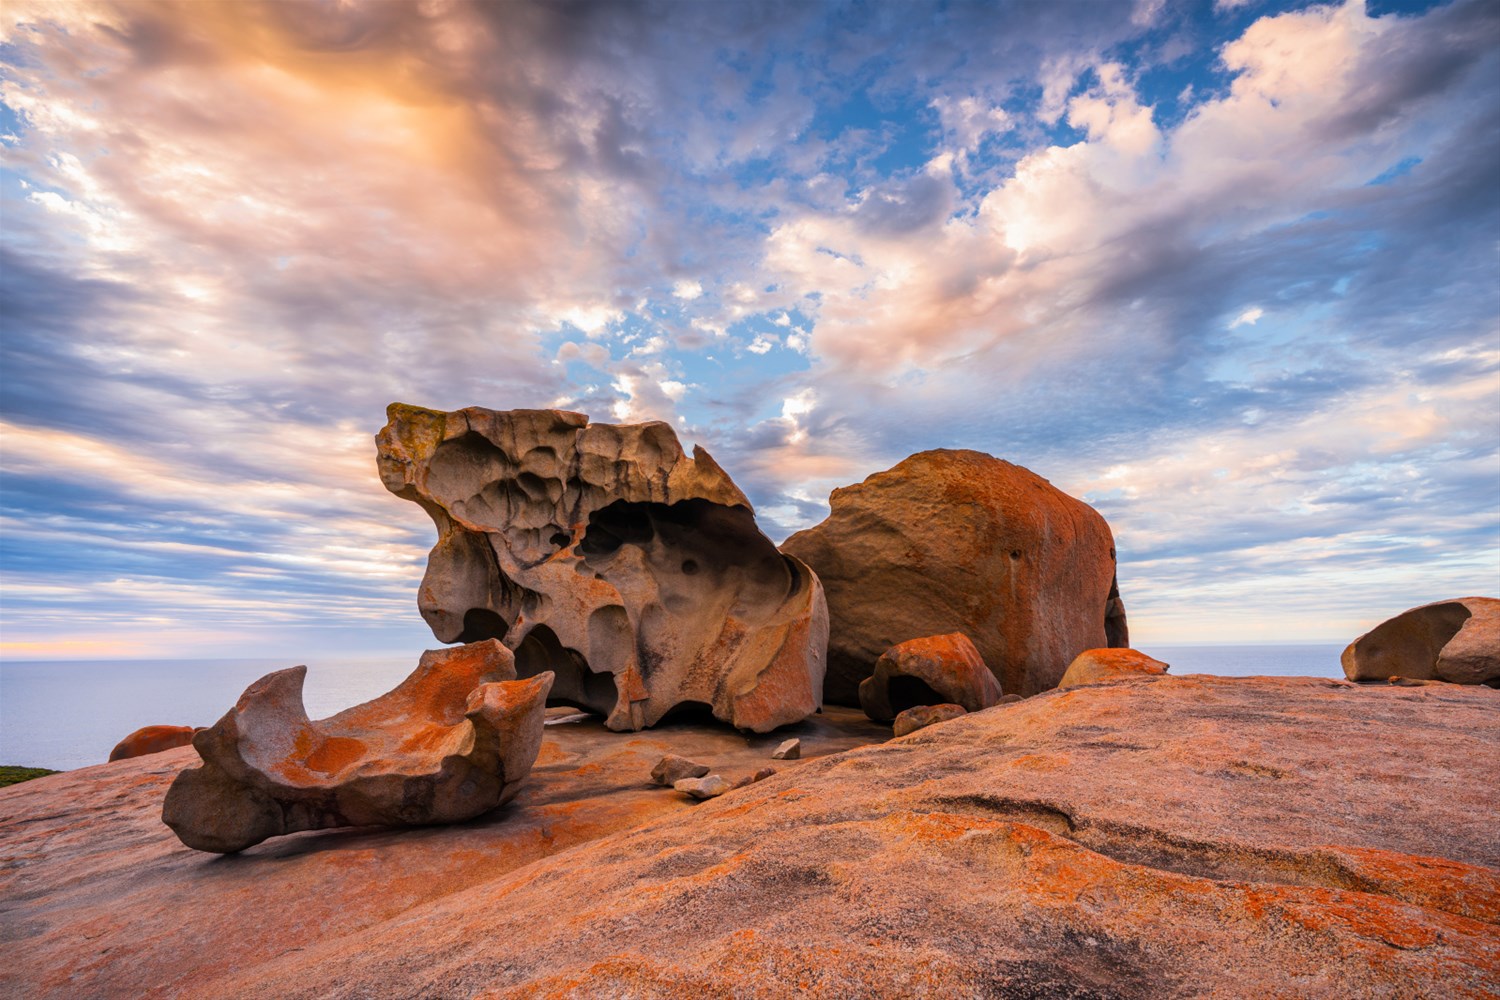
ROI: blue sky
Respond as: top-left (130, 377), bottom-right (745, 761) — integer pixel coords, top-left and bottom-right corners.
top-left (1, 0), bottom-right (1496, 660)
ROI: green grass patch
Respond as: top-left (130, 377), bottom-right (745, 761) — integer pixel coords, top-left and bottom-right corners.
top-left (0, 766), bottom-right (61, 788)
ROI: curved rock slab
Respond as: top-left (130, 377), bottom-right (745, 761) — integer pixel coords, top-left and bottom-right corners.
top-left (859, 632), bottom-right (1001, 721)
top-left (109, 724), bottom-right (200, 762)
top-left (783, 448), bottom-right (1124, 701)
top-left (1059, 647), bottom-right (1171, 688)
top-left (376, 404), bottom-right (827, 732)
top-left (1343, 597), bottom-right (1500, 686)
top-left (162, 640), bottom-right (552, 853)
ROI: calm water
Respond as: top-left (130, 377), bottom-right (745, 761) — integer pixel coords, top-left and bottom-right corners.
top-left (0, 644), bottom-right (1344, 771)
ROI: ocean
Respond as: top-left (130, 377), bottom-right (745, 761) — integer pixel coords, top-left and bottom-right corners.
top-left (0, 644), bottom-right (1345, 771)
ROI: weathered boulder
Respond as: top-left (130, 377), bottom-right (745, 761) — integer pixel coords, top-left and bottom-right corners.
top-left (859, 632), bottom-right (1002, 721)
top-left (1059, 647), bottom-right (1171, 688)
top-left (1343, 597), bottom-right (1500, 686)
top-left (892, 702), bottom-right (967, 736)
top-left (162, 640), bottom-right (551, 853)
top-left (650, 754), bottom-right (709, 785)
top-left (674, 774), bottom-right (732, 799)
top-left (108, 724), bottom-right (200, 762)
top-left (377, 404), bottom-right (827, 732)
top-left (783, 449), bottom-right (1124, 701)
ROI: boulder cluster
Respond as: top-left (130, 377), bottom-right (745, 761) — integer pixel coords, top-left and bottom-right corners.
top-left (148, 406), bottom-right (1496, 854)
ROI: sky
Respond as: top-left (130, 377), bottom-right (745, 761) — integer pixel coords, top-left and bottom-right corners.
top-left (0, 0), bottom-right (1496, 662)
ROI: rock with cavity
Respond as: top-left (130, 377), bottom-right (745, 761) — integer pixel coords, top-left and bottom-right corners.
top-left (109, 725), bottom-right (200, 762)
top-left (651, 754), bottom-right (710, 786)
top-left (1059, 648), bottom-right (1171, 689)
top-left (783, 449), bottom-right (1125, 702)
top-left (377, 404), bottom-right (827, 732)
top-left (893, 702), bottom-right (967, 736)
top-left (1343, 597), bottom-right (1500, 686)
top-left (162, 640), bottom-right (551, 853)
top-left (674, 774), bottom-right (732, 800)
top-left (859, 632), bottom-right (1002, 722)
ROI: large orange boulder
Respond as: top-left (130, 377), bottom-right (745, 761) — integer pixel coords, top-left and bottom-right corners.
top-left (1343, 597), bottom-right (1500, 686)
top-left (783, 449), bottom-right (1126, 701)
top-left (108, 724), bottom-right (200, 762)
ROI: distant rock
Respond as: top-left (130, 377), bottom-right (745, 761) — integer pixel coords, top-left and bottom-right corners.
top-left (771, 738), bottom-right (801, 760)
top-left (893, 703), bottom-right (967, 736)
top-left (162, 640), bottom-right (551, 853)
top-left (674, 774), bottom-right (732, 800)
top-left (859, 632), bottom-right (1002, 721)
top-left (377, 404), bottom-right (827, 732)
top-left (651, 754), bottom-right (710, 785)
top-left (733, 767), bottom-right (777, 789)
top-left (1343, 597), bottom-right (1500, 686)
top-left (1059, 648), bottom-right (1170, 689)
top-left (108, 724), bottom-right (200, 762)
top-left (782, 449), bottom-right (1124, 701)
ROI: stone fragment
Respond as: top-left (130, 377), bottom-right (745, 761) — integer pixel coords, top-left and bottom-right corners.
top-left (1343, 597), bottom-right (1500, 686)
top-left (651, 754), bottom-right (711, 786)
top-left (162, 640), bottom-right (551, 853)
top-left (108, 725), bottom-right (200, 762)
top-left (377, 404), bottom-right (827, 732)
top-left (771, 738), bottom-right (801, 760)
top-left (733, 767), bottom-right (777, 789)
top-left (1058, 648), bottom-right (1171, 689)
top-left (892, 703), bottom-right (967, 737)
top-left (859, 633), bottom-right (1002, 722)
top-left (674, 774), bottom-right (732, 799)
top-left (782, 449), bottom-right (1124, 702)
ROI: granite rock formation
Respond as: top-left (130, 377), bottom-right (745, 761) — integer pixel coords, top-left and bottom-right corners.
top-left (783, 449), bottom-right (1125, 701)
top-left (1343, 597), bottom-right (1500, 686)
top-left (162, 640), bottom-right (551, 853)
top-left (377, 404), bottom-right (827, 732)
top-left (1059, 647), bottom-right (1171, 688)
top-left (858, 632), bottom-right (1002, 721)
top-left (5, 679), bottom-right (1495, 998)
top-left (109, 724), bottom-right (200, 762)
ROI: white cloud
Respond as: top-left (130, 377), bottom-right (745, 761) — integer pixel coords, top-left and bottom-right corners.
top-left (672, 279), bottom-right (703, 300)
top-left (1230, 307), bottom-right (1265, 328)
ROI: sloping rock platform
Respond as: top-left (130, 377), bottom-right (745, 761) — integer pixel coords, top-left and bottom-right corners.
top-left (3, 678), bottom-right (1496, 998)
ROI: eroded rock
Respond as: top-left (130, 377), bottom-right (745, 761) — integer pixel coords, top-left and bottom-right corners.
top-left (859, 633), bottom-right (1002, 721)
top-left (674, 774), bottom-right (732, 799)
top-left (1059, 648), bottom-right (1171, 689)
top-left (377, 404), bottom-right (827, 732)
top-left (109, 725), bottom-right (200, 762)
top-left (893, 702), bottom-right (967, 736)
top-left (771, 738), bottom-right (801, 760)
top-left (651, 754), bottom-right (710, 785)
top-left (162, 640), bottom-right (551, 853)
top-left (1343, 597), bottom-right (1500, 686)
top-left (782, 449), bottom-right (1124, 701)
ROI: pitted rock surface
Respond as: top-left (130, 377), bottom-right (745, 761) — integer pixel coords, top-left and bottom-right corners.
top-left (162, 640), bottom-right (551, 852)
top-left (3, 679), bottom-right (1495, 999)
top-left (859, 632), bottom-right (1002, 721)
top-left (782, 449), bottom-right (1125, 702)
top-left (1343, 597), bottom-right (1500, 686)
top-left (378, 404), bottom-right (827, 732)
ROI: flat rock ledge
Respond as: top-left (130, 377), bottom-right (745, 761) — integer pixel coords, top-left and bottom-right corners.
top-left (2, 677), bottom-right (1496, 999)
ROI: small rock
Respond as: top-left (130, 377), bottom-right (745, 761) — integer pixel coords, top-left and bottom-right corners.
top-left (733, 767), bottom-right (777, 789)
top-left (893, 703), bottom-right (967, 737)
top-left (771, 739), bottom-right (801, 760)
top-left (674, 775), bottom-right (732, 800)
top-left (997, 693), bottom-right (1024, 705)
top-left (651, 754), bottom-right (711, 786)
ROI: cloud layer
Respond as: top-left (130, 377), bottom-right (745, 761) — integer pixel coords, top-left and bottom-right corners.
top-left (2, 0), bottom-right (1496, 657)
